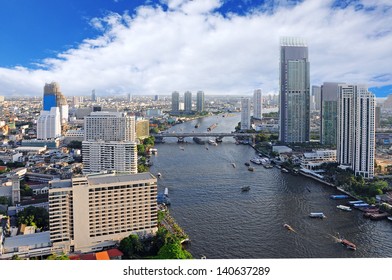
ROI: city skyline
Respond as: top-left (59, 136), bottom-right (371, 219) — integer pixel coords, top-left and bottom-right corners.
top-left (0, 0), bottom-right (391, 97)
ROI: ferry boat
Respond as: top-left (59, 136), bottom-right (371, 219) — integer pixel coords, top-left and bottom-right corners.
top-left (340, 239), bottom-right (356, 250)
top-left (208, 139), bottom-right (218, 146)
top-left (309, 212), bottom-right (326, 219)
top-left (248, 167), bottom-right (254, 172)
top-left (330, 194), bottom-right (349, 200)
top-left (337, 205), bottom-right (352, 211)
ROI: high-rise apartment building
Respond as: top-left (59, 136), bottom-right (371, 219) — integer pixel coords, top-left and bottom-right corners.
top-left (84, 112), bottom-right (136, 142)
top-left (36, 107), bottom-right (61, 140)
top-left (279, 37), bottom-right (310, 143)
top-left (196, 91), bottom-right (205, 113)
top-left (253, 89), bottom-right (262, 120)
top-left (91, 89), bottom-right (96, 102)
top-left (43, 82), bottom-right (68, 124)
top-left (320, 82), bottom-right (339, 146)
top-left (337, 84), bottom-right (375, 179)
top-left (82, 141), bottom-right (137, 174)
top-left (49, 173), bottom-right (158, 254)
top-left (241, 97), bottom-right (251, 130)
top-left (184, 91), bottom-right (192, 113)
top-left (171, 91), bottom-right (180, 114)
top-left (375, 105), bottom-right (381, 129)
top-left (312, 85), bottom-right (321, 111)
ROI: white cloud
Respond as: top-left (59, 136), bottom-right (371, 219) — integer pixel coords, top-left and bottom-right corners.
top-left (0, 0), bottom-right (391, 97)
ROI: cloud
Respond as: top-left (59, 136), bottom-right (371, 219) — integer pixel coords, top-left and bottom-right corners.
top-left (0, 0), bottom-right (391, 97)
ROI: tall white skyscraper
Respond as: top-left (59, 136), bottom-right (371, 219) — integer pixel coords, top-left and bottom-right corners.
top-left (184, 91), bottom-right (192, 113)
top-left (337, 84), bottom-right (375, 179)
top-left (253, 89), bottom-right (262, 120)
top-left (82, 141), bottom-right (137, 174)
top-left (84, 111), bottom-right (136, 142)
top-left (241, 97), bottom-right (251, 130)
top-left (196, 91), bottom-right (205, 112)
top-left (279, 37), bottom-right (310, 143)
top-left (37, 107), bottom-right (61, 140)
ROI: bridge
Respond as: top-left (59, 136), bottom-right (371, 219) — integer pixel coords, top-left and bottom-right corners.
top-left (151, 132), bottom-right (258, 143)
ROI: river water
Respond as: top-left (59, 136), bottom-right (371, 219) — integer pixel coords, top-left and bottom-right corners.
top-left (150, 113), bottom-right (392, 259)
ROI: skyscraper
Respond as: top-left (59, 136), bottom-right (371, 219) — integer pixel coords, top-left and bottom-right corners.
top-left (253, 89), bottom-right (262, 120)
top-left (312, 85), bottom-right (321, 111)
top-left (337, 84), bottom-right (375, 179)
top-left (241, 97), bottom-right (251, 130)
top-left (91, 89), bottom-right (96, 102)
top-left (320, 82), bottom-right (339, 146)
top-left (171, 91), bottom-right (179, 114)
top-left (43, 82), bottom-right (68, 124)
top-left (196, 91), bottom-right (205, 112)
top-left (279, 37), bottom-right (310, 143)
top-left (184, 91), bottom-right (192, 113)
top-left (36, 107), bottom-right (61, 140)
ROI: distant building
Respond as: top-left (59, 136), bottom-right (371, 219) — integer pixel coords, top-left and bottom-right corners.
top-left (320, 82), bottom-right (340, 146)
top-left (36, 107), bottom-right (61, 140)
top-left (82, 141), bottom-right (137, 174)
top-left (84, 111), bottom-right (136, 142)
top-left (279, 37), bottom-right (310, 143)
top-left (253, 89), bottom-right (262, 120)
top-left (49, 173), bottom-right (158, 254)
top-left (240, 98), bottom-right (251, 130)
top-left (337, 84), bottom-right (375, 179)
top-left (184, 91), bottom-right (192, 113)
top-left (43, 82), bottom-right (68, 124)
top-left (312, 85), bottom-right (321, 111)
top-left (171, 91), bottom-right (180, 114)
top-left (196, 91), bottom-right (205, 112)
top-left (127, 93), bottom-right (132, 102)
top-left (91, 89), bottom-right (96, 102)
top-left (375, 105), bottom-right (381, 129)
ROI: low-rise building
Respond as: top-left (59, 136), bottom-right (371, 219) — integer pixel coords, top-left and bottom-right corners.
top-left (301, 150), bottom-right (337, 170)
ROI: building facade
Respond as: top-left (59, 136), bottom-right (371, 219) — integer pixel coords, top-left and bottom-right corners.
top-left (279, 37), bottom-right (310, 143)
top-left (49, 173), bottom-right (158, 254)
top-left (184, 91), bottom-right (192, 113)
top-left (196, 91), bottom-right (205, 112)
top-left (171, 91), bottom-right (179, 114)
top-left (337, 84), bottom-right (375, 178)
top-left (84, 112), bottom-right (136, 142)
top-left (36, 107), bottom-right (61, 140)
top-left (43, 82), bottom-right (68, 124)
top-left (311, 85), bottom-right (321, 111)
top-left (253, 89), bottom-right (262, 120)
top-left (240, 97), bottom-right (251, 130)
top-left (82, 141), bottom-right (137, 174)
top-left (320, 82), bottom-right (339, 146)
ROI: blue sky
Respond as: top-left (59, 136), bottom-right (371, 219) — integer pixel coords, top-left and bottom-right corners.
top-left (0, 0), bottom-right (391, 97)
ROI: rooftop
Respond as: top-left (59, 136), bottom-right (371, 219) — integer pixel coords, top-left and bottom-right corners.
top-left (3, 231), bottom-right (50, 249)
top-left (87, 172), bottom-right (156, 186)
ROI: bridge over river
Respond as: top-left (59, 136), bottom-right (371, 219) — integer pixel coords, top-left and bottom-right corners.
top-left (151, 132), bottom-right (258, 143)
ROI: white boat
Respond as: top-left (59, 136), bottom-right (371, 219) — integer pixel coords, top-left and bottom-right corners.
top-left (157, 172), bottom-right (161, 178)
top-left (388, 216), bottom-right (392, 222)
top-left (337, 205), bottom-right (352, 212)
top-left (164, 187), bottom-right (169, 196)
top-left (309, 212), bottom-right (326, 219)
top-left (208, 139), bottom-right (218, 146)
top-left (231, 163), bottom-right (236, 168)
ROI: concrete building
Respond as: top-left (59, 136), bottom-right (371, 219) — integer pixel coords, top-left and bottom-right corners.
top-left (240, 97), bottom-right (251, 130)
top-left (337, 84), bottom-right (375, 179)
top-left (320, 82), bottom-right (340, 146)
top-left (49, 173), bottom-right (158, 254)
top-left (279, 37), bottom-right (310, 143)
top-left (375, 105), bottom-right (381, 129)
top-left (312, 85), bottom-right (321, 111)
top-left (253, 89), bottom-right (262, 120)
top-left (184, 91), bottom-right (192, 113)
top-left (43, 82), bottom-right (68, 124)
top-left (91, 89), bottom-right (96, 102)
top-left (171, 91), bottom-right (180, 114)
top-left (36, 107), bottom-right (61, 140)
top-left (82, 141), bottom-right (137, 174)
top-left (196, 91), bottom-right (205, 112)
top-left (301, 150), bottom-right (337, 170)
top-left (84, 111), bottom-right (136, 142)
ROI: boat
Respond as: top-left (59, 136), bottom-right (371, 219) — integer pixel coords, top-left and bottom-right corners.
top-left (244, 162), bottom-right (250, 166)
top-left (281, 168), bottom-right (289, 173)
top-left (353, 203), bottom-right (370, 208)
top-left (337, 205), bottom-right (352, 211)
top-left (179, 146), bottom-right (185, 151)
top-left (248, 167), bottom-right (254, 172)
top-left (207, 123), bottom-right (218, 131)
top-left (193, 137), bottom-right (205, 144)
top-left (264, 164), bottom-right (273, 169)
top-left (309, 212), bottom-right (326, 219)
top-left (348, 200), bottom-right (364, 205)
top-left (340, 239), bottom-right (356, 250)
top-left (208, 139), bottom-right (218, 146)
top-left (283, 224), bottom-right (296, 232)
top-left (157, 172), bottom-right (161, 178)
top-left (231, 163), bottom-right (236, 168)
top-left (250, 158), bottom-right (262, 165)
top-left (241, 186), bottom-right (250, 192)
top-left (387, 217), bottom-right (392, 222)
top-left (195, 124), bottom-right (200, 128)
top-left (369, 212), bottom-right (390, 220)
top-left (330, 194), bottom-right (349, 200)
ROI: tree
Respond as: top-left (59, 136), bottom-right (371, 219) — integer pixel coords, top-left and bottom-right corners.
top-left (67, 140), bottom-right (82, 149)
top-left (156, 242), bottom-right (192, 259)
top-left (0, 196), bottom-right (11, 206)
top-left (143, 136), bottom-right (155, 146)
top-left (138, 164), bottom-right (148, 173)
top-left (20, 181), bottom-right (33, 197)
top-left (46, 254), bottom-right (69, 260)
top-left (17, 206), bottom-right (49, 230)
top-left (119, 234), bottom-right (144, 259)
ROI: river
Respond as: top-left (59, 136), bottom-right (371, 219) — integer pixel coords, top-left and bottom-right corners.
top-left (149, 113), bottom-right (392, 259)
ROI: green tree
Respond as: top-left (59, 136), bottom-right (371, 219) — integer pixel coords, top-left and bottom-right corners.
top-left (20, 181), bottom-right (33, 197)
top-left (119, 234), bottom-right (144, 259)
top-left (17, 206), bottom-right (49, 230)
top-left (46, 254), bottom-right (69, 260)
top-left (156, 242), bottom-right (192, 259)
top-left (138, 164), bottom-right (148, 173)
top-left (0, 196), bottom-right (11, 206)
top-left (67, 140), bottom-right (82, 149)
top-left (143, 136), bottom-right (155, 146)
